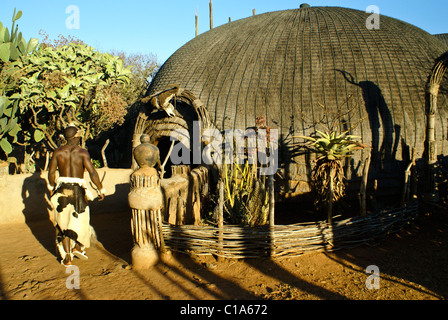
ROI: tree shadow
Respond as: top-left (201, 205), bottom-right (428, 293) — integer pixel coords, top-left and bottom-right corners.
top-left (245, 257), bottom-right (347, 299)
top-left (315, 196), bottom-right (448, 300)
top-left (336, 70), bottom-right (394, 171)
top-left (337, 70), bottom-right (411, 200)
top-left (89, 183), bottom-right (133, 264)
top-left (0, 264), bottom-right (8, 300)
top-left (158, 254), bottom-right (258, 299)
top-left (159, 221), bottom-right (347, 299)
top-left (21, 172), bottom-right (56, 258)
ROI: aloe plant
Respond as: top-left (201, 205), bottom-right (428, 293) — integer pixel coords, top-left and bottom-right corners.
top-left (223, 160), bottom-right (269, 226)
top-left (298, 130), bottom-right (367, 161)
top-left (297, 130), bottom-right (368, 223)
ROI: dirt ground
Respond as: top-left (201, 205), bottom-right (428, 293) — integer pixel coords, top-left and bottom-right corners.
top-left (0, 203), bottom-right (447, 302)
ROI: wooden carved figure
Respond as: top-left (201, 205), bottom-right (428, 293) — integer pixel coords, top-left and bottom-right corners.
top-left (128, 134), bottom-right (165, 269)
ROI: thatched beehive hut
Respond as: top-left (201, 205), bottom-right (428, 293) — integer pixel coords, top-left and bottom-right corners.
top-left (435, 33), bottom-right (448, 47)
top-left (137, 6), bottom-right (448, 200)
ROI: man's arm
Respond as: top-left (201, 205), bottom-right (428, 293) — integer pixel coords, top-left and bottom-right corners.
top-left (82, 150), bottom-right (105, 201)
top-left (47, 151), bottom-right (58, 194)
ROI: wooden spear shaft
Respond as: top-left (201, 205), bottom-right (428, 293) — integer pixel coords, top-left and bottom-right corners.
top-left (209, 0), bottom-right (213, 29)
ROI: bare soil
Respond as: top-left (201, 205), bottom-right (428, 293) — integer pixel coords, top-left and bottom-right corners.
top-left (0, 204), bottom-right (447, 301)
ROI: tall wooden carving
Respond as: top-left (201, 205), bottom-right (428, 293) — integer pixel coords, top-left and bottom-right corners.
top-left (128, 134), bottom-right (165, 269)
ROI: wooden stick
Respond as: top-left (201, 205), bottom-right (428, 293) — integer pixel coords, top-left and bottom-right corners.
top-left (157, 209), bottom-right (166, 253)
top-left (160, 140), bottom-right (175, 178)
top-left (209, 0), bottom-right (213, 30)
top-left (101, 139), bottom-right (110, 168)
top-left (327, 166), bottom-right (335, 224)
top-left (44, 151), bottom-right (50, 171)
top-left (150, 210), bottom-right (159, 249)
top-left (401, 148), bottom-right (416, 207)
top-left (195, 10), bottom-right (199, 37)
top-left (359, 154), bottom-right (371, 216)
top-left (217, 177), bottom-right (224, 259)
top-left (268, 174), bottom-right (275, 257)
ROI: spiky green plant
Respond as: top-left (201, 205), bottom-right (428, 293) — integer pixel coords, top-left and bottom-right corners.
top-left (298, 130), bottom-right (368, 223)
top-left (223, 160), bottom-right (269, 226)
top-left (299, 130), bottom-right (366, 161)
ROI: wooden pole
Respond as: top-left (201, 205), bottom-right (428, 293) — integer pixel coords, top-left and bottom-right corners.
top-left (424, 84), bottom-right (439, 202)
top-left (44, 151), bottom-right (50, 171)
top-left (327, 166), bottom-right (335, 224)
top-left (401, 148), bottom-right (416, 207)
top-left (268, 175), bottom-right (275, 227)
top-left (423, 52), bottom-right (448, 202)
top-left (157, 209), bottom-right (166, 253)
top-left (359, 154), bottom-right (371, 216)
top-left (209, 0), bottom-right (213, 30)
top-left (195, 11), bottom-right (199, 37)
top-left (101, 139), bottom-right (110, 168)
top-left (217, 177), bottom-right (224, 260)
top-left (268, 174), bottom-right (275, 257)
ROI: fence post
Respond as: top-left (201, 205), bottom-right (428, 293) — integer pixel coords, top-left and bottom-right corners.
top-left (209, 0), bottom-right (213, 30)
top-left (268, 174), bottom-right (275, 257)
top-left (217, 176), bottom-right (224, 260)
top-left (195, 10), bottom-right (199, 37)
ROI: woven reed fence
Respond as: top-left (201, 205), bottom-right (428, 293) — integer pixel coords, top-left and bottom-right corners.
top-left (161, 201), bottom-right (419, 259)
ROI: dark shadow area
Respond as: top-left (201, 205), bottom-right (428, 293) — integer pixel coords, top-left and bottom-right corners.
top-left (325, 203), bottom-right (448, 299)
top-left (275, 201), bottom-right (327, 224)
top-left (87, 106), bottom-right (139, 169)
top-left (246, 257), bottom-right (346, 299)
top-left (337, 70), bottom-right (394, 166)
top-left (89, 183), bottom-right (133, 264)
top-left (157, 255), bottom-right (257, 299)
top-left (116, 251), bottom-right (259, 300)
top-left (337, 70), bottom-right (409, 199)
top-left (89, 210), bottom-right (133, 265)
top-left (21, 172), bottom-right (56, 258)
top-left (0, 265), bottom-right (8, 300)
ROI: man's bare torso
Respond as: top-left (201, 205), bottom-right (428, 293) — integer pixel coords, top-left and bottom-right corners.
top-left (53, 145), bottom-right (88, 179)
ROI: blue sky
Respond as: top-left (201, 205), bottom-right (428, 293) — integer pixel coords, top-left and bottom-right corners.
top-left (1, 1), bottom-right (447, 64)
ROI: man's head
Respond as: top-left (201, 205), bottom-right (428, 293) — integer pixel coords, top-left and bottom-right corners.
top-left (64, 126), bottom-right (81, 141)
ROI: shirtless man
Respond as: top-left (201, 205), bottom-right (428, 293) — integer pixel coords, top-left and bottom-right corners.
top-left (48, 126), bottom-right (105, 266)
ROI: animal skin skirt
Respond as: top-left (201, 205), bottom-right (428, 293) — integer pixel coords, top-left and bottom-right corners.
top-left (51, 177), bottom-right (93, 260)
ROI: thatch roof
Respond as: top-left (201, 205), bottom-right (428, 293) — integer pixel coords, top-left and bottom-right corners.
top-left (144, 6), bottom-right (448, 194)
top-left (435, 33), bottom-right (448, 47)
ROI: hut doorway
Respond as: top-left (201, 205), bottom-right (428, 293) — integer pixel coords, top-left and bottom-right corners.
top-left (133, 86), bottom-right (213, 174)
top-left (156, 136), bottom-right (194, 179)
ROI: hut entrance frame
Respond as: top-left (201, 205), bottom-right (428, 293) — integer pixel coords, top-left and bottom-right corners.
top-left (424, 51), bottom-right (448, 201)
top-left (134, 87), bottom-right (213, 171)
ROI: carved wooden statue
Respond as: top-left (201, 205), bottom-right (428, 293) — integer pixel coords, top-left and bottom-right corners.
top-left (128, 134), bottom-right (165, 269)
